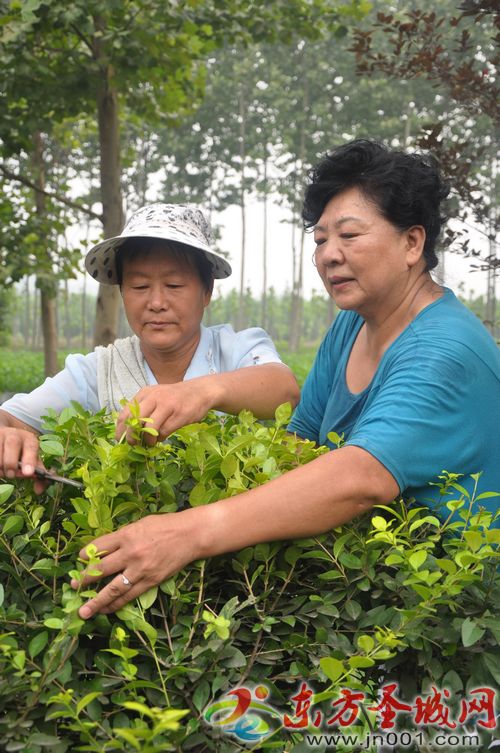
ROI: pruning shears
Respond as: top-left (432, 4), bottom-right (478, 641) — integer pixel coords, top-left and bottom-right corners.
top-left (17, 462), bottom-right (84, 490)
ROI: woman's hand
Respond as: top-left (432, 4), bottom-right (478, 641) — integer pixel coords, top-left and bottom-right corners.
top-left (115, 364), bottom-right (299, 444)
top-left (0, 416), bottom-right (46, 493)
top-left (72, 507), bottom-right (210, 619)
top-left (115, 380), bottom-right (216, 444)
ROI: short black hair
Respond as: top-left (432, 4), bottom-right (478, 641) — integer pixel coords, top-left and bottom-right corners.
top-left (302, 139), bottom-right (450, 271)
top-left (115, 237), bottom-right (214, 292)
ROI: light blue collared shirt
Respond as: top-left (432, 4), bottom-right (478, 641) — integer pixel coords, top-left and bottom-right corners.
top-left (2, 324), bottom-right (282, 433)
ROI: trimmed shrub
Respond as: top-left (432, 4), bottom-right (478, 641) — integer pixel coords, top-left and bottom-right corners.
top-left (0, 404), bottom-right (498, 752)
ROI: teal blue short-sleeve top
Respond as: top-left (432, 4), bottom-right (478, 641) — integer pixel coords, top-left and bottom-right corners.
top-left (288, 288), bottom-right (500, 524)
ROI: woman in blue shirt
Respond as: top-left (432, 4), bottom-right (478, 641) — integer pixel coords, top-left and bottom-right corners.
top-left (66, 140), bottom-right (500, 619)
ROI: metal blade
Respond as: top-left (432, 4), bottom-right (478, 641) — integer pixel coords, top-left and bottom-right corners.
top-left (17, 462), bottom-right (84, 489)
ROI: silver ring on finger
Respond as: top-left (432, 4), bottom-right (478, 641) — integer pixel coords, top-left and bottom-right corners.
top-left (121, 574), bottom-right (133, 586)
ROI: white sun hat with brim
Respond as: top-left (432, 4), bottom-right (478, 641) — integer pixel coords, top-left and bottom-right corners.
top-left (85, 203), bottom-right (232, 284)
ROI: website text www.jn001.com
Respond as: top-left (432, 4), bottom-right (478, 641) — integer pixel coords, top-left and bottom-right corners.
top-left (305, 729), bottom-right (481, 749)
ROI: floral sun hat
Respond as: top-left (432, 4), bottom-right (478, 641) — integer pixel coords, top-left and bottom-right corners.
top-left (84, 203), bottom-right (232, 284)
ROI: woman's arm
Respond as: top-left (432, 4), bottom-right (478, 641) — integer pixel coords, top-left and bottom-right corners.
top-left (74, 444), bottom-right (399, 618)
top-left (199, 363), bottom-right (299, 417)
top-left (115, 363), bottom-right (300, 442)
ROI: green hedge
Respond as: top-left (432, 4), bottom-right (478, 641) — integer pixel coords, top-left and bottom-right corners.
top-left (0, 405), bottom-right (498, 752)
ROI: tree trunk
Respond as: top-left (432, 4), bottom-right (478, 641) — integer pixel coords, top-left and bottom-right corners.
top-left (32, 130), bottom-right (58, 376)
top-left (261, 153), bottom-right (268, 330)
top-left (289, 227), bottom-right (305, 351)
top-left (64, 279), bottom-right (71, 349)
top-left (327, 295), bottom-right (336, 329)
top-left (24, 277), bottom-right (30, 345)
top-left (484, 155), bottom-right (497, 336)
top-left (81, 271), bottom-right (88, 352)
top-left (237, 86), bottom-right (247, 331)
top-left (30, 281), bottom-right (37, 350)
top-left (92, 14), bottom-right (124, 346)
top-left (288, 101), bottom-right (309, 349)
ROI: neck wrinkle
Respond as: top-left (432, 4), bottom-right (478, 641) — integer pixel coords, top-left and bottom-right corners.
top-left (140, 329), bottom-right (202, 384)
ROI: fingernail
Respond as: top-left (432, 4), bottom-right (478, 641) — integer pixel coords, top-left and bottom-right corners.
top-left (6, 470), bottom-right (15, 478)
top-left (79, 605), bottom-right (92, 619)
top-left (23, 464), bottom-right (34, 475)
top-left (70, 579), bottom-right (78, 589)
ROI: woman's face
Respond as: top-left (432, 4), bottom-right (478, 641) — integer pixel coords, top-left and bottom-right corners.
top-left (313, 187), bottom-right (424, 320)
top-left (121, 246), bottom-right (211, 359)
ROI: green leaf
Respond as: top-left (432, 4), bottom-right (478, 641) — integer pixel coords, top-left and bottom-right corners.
top-left (475, 491), bottom-right (500, 500)
top-left (0, 484), bottom-right (14, 504)
top-left (319, 656), bottom-right (344, 682)
top-left (345, 600), bottom-right (362, 620)
top-left (200, 433), bottom-right (221, 455)
top-left (28, 733), bottom-right (61, 746)
top-left (13, 650), bottom-right (26, 670)
top-left (254, 543), bottom-right (270, 561)
top-left (76, 692), bottom-right (102, 716)
top-left (285, 546), bottom-right (301, 566)
top-left (318, 569), bottom-right (344, 580)
top-left (409, 516), bottom-right (441, 533)
top-left (160, 577), bottom-right (177, 596)
top-left (442, 670), bottom-right (463, 692)
top-left (139, 586), bottom-right (158, 611)
top-left (220, 453), bottom-right (238, 479)
top-left (31, 558), bottom-right (56, 571)
top-left (275, 402), bottom-right (292, 425)
top-left (28, 631), bottom-right (49, 658)
top-left (193, 680), bottom-right (210, 712)
top-left (339, 552), bottom-right (363, 569)
top-left (348, 655), bottom-right (375, 668)
top-left (189, 482), bottom-right (207, 506)
top-left (385, 553), bottom-right (403, 565)
top-left (482, 651), bottom-right (500, 684)
top-left (357, 634), bottom-right (374, 653)
top-left (3, 514), bottom-right (24, 535)
top-left (371, 516), bottom-right (387, 531)
top-left (461, 617), bottom-right (485, 647)
top-left (44, 618), bottom-right (64, 630)
top-left (40, 439), bottom-right (65, 456)
top-left (114, 729), bottom-right (141, 750)
top-left (121, 701), bottom-right (156, 718)
top-left (409, 550), bottom-right (427, 570)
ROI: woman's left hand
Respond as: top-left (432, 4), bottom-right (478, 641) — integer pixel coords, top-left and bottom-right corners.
top-left (115, 381), bottom-right (216, 444)
top-left (72, 508), bottom-right (208, 619)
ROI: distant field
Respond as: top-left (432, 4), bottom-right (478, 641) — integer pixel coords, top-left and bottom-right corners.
top-left (277, 343), bottom-right (317, 387)
top-left (0, 344), bottom-right (318, 395)
top-left (0, 349), bottom-right (72, 395)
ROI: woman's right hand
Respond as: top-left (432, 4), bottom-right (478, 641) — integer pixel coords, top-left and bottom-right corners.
top-left (0, 413), bottom-right (45, 492)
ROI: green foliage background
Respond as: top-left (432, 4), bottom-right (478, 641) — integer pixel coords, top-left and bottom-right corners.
top-left (0, 404), bottom-right (498, 752)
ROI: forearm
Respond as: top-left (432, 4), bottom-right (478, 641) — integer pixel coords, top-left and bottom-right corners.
top-left (74, 444), bottom-right (400, 619)
top-left (0, 409), bottom-right (39, 434)
top-left (197, 445), bottom-right (399, 558)
top-left (204, 363), bottom-right (300, 418)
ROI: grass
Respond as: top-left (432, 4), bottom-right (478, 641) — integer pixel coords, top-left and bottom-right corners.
top-left (0, 343), bottom-right (318, 395)
top-left (277, 342), bottom-right (318, 387)
top-left (0, 349), bottom-right (70, 394)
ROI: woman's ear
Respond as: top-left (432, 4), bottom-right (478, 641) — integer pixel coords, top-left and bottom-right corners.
top-left (406, 225), bottom-right (426, 268)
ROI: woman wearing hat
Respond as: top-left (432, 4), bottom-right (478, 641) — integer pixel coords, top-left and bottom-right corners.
top-left (0, 203), bottom-right (299, 482)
